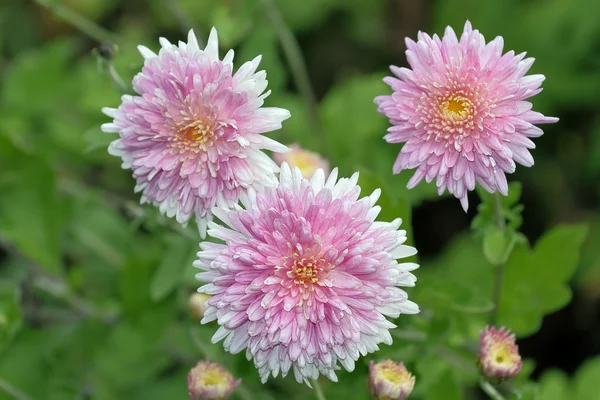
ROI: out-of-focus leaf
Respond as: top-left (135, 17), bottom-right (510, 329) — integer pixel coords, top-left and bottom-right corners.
top-left (0, 157), bottom-right (64, 275)
top-left (498, 223), bottom-right (588, 336)
top-left (320, 74), bottom-right (389, 174)
top-left (0, 330), bottom-right (50, 399)
top-left (357, 169), bottom-right (412, 243)
top-left (0, 282), bottom-right (22, 352)
top-left (538, 370), bottom-right (569, 400)
top-left (92, 321), bottom-right (170, 393)
top-left (574, 357), bottom-right (600, 400)
top-left (414, 357), bottom-right (463, 400)
top-left (276, 0), bottom-right (340, 32)
top-left (238, 24), bottom-right (287, 99)
top-left (119, 245), bottom-right (160, 317)
top-left (150, 235), bottom-right (196, 302)
top-left (416, 234), bottom-right (494, 317)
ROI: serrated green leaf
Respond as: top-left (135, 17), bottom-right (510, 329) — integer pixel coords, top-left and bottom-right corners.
top-left (498, 223), bottom-right (589, 336)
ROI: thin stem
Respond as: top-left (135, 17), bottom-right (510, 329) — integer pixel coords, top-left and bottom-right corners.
top-left (435, 346), bottom-right (479, 375)
top-left (32, 273), bottom-right (116, 324)
top-left (489, 193), bottom-right (507, 325)
top-left (480, 379), bottom-right (506, 400)
top-left (261, 0), bottom-right (321, 135)
top-left (106, 62), bottom-right (128, 93)
top-left (33, 0), bottom-right (119, 44)
top-left (312, 379), bottom-right (327, 400)
top-left (0, 378), bottom-right (33, 400)
top-left (494, 193), bottom-right (506, 231)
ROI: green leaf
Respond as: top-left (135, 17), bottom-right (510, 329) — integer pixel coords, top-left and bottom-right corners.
top-left (357, 169), bottom-right (412, 240)
top-left (538, 370), bottom-right (569, 400)
top-left (574, 357), bottom-right (600, 400)
top-left (498, 223), bottom-right (589, 336)
top-left (238, 25), bottom-right (287, 99)
top-left (0, 282), bottom-right (22, 352)
top-left (150, 235), bottom-right (196, 302)
top-left (0, 157), bottom-right (64, 275)
top-left (483, 227), bottom-right (512, 266)
top-left (415, 357), bottom-right (463, 400)
top-left (319, 74), bottom-right (389, 174)
top-left (415, 234), bottom-right (494, 317)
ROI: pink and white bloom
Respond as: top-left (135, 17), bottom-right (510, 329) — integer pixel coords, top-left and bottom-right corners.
top-left (102, 28), bottom-right (290, 237)
top-left (273, 144), bottom-right (329, 179)
top-left (375, 21), bottom-right (558, 210)
top-left (195, 163), bottom-right (419, 385)
top-left (369, 360), bottom-right (415, 400)
top-left (187, 360), bottom-right (241, 400)
top-left (478, 325), bottom-right (522, 381)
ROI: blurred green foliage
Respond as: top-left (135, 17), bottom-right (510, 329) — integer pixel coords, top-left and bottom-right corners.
top-left (1, 0), bottom-right (599, 399)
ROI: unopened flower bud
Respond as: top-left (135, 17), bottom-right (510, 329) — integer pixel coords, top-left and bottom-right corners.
top-left (189, 293), bottom-right (211, 321)
top-left (477, 325), bottom-right (522, 381)
top-left (369, 360), bottom-right (415, 400)
top-left (188, 361), bottom-right (241, 400)
top-left (273, 144), bottom-right (329, 179)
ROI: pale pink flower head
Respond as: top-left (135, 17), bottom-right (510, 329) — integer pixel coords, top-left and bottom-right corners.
top-left (102, 28), bottom-right (290, 237)
top-left (477, 325), bottom-right (522, 381)
top-left (195, 163), bottom-right (419, 385)
top-left (187, 360), bottom-right (241, 400)
top-left (273, 144), bottom-right (330, 179)
top-left (369, 360), bottom-right (415, 400)
top-left (375, 21), bottom-right (558, 210)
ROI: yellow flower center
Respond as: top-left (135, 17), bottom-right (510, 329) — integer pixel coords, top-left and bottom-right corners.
top-left (441, 95), bottom-right (471, 119)
top-left (168, 118), bottom-right (215, 154)
top-left (489, 343), bottom-right (519, 367)
top-left (379, 365), bottom-right (405, 385)
top-left (202, 369), bottom-right (226, 386)
top-left (289, 256), bottom-right (323, 286)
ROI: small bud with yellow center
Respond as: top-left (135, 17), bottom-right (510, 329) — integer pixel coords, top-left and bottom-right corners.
top-left (187, 361), bottom-right (241, 400)
top-left (477, 325), bottom-right (522, 382)
top-left (188, 293), bottom-right (211, 321)
top-left (368, 360), bottom-right (415, 400)
top-left (273, 144), bottom-right (329, 179)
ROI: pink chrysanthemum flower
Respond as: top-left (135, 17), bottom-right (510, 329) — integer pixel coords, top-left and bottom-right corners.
top-left (477, 325), bottom-right (522, 381)
top-left (195, 163), bottom-right (419, 385)
top-left (375, 21), bottom-right (558, 210)
top-left (273, 144), bottom-right (330, 179)
top-left (102, 28), bottom-right (290, 237)
top-left (369, 360), bottom-right (415, 400)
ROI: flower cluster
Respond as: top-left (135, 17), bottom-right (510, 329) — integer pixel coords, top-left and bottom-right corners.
top-left (101, 20), bottom-right (553, 392)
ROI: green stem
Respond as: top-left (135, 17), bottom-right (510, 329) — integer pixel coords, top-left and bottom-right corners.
top-left (0, 378), bottom-right (33, 400)
top-left (261, 0), bottom-right (321, 137)
top-left (106, 62), bottom-right (129, 93)
top-left (489, 193), bottom-right (506, 325)
top-left (480, 379), bottom-right (506, 400)
top-left (32, 273), bottom-right (116, 323)
top-left (312, 379), bottom-right (327, 400)
top-left (33, 0), bottom-right (119, 44)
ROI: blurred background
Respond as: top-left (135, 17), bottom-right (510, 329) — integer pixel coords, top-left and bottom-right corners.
top-left (1, 0), bottom-right (599, 399)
